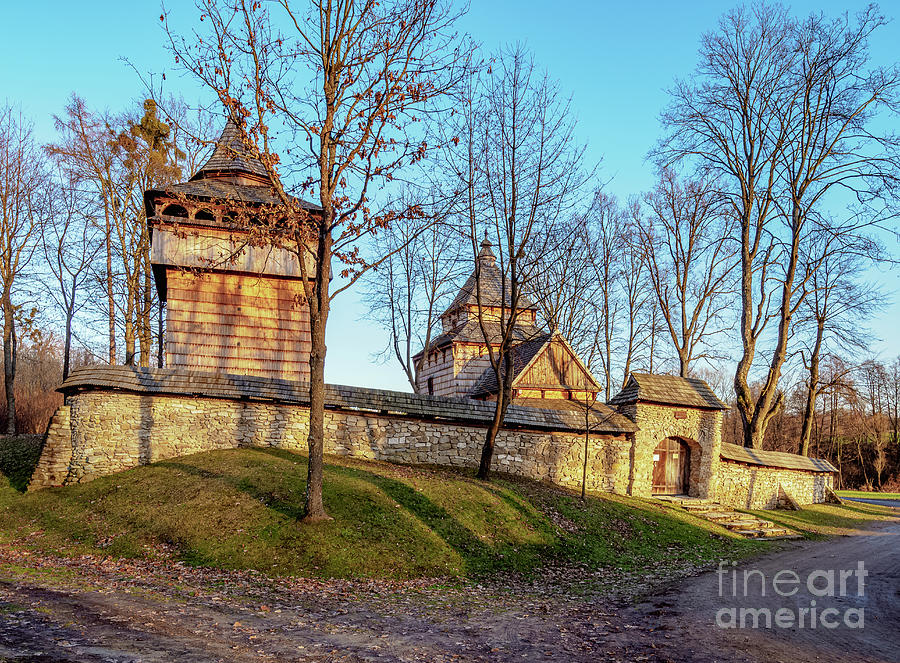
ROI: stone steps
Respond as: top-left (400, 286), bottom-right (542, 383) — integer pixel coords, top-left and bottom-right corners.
top-left (655, 497), bottom-right (803, 540)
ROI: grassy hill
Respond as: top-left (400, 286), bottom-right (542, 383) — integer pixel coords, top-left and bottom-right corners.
top-left (0, 442), bottom-right (894, 581)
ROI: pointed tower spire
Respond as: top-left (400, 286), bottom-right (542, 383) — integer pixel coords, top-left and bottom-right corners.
top-left (190, 116), bottom-right (269, 183)
top-left (477, 232), bottom-right (496, 266)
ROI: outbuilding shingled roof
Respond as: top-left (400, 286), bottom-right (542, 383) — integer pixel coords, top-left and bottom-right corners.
top-left (720, 442), bottom-right (837, 473)
top-left (608, 372), bottom-right (728, 410)
top-left (60, 365), bottom-right (637, 435)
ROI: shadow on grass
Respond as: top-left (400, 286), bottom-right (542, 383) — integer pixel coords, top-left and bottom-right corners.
top-left (0, 435), bottom-right (44, 492)
top-left (161, 448), bottom-right (565, 576)
top-left (325, 462), bottom-right (522, 575)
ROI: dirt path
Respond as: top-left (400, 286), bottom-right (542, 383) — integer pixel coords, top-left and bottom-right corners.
top-left (0, 522), bottom-right (898, 662)
top-left (618, 518), bottom-right (900, 663)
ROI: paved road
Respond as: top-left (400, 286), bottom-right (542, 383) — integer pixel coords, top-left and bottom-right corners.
top-left (843, 497), bottom-right (900, 508)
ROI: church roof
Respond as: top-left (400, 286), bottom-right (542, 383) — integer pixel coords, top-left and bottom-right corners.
top-left (190, 117), bottom-right (268, 181)
top-left (419, 319), bottom-right (541, 356)
top-left (608, 372), bottom-right (728, 410)
top-left (445, 238), bottom-right (536, 313)
top-left (469, 333), bottom-right (552, 397)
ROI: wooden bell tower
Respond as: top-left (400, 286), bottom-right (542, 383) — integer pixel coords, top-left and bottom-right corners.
top-left (144, 119), bottom-right (319, 382)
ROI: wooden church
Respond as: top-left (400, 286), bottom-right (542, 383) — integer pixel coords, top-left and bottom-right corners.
top-left (414, 238), bottom-right (602, 407)
top-left (144, 119), bottom-right (319, 381)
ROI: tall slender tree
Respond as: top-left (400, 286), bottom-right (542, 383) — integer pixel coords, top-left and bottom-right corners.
top-left (637, 170), bottom-right (736, 378)
top-left (0, 106), bottom-right (46, 434)
top-left (166, 0), bottom-right (466, 519)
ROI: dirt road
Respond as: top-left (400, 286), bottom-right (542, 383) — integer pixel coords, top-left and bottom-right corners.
top-left (1, 521), bottom-right (898, 662)
top-left (619, 518), bottom-right (900, 663)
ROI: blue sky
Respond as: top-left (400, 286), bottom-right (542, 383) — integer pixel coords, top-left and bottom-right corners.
top-left (2, 1), bottom-right (898, 390)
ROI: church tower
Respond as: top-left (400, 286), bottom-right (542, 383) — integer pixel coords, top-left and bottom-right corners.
top-left (414, 238), bottom-right (600, 404)
top-left (144, 119), bottom-right (319, 381)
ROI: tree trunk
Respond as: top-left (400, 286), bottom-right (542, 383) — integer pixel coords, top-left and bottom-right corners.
top-left (478, 397), bottom-right (505, 480)
top-left (736, 204), bottom-right (802, 449)
top-left (302, 226), bottom-right (332, 523)
top-left (799, 319), bottom-right (825, 456)
top-left (106, 214), bottom-right (116, 365)
top-left (2, 299), bottom-right (16, 436)
top-left (124, 286), bottom-right (136, 366)
top-left (478, 358), bottom-right (513, 480)
top-left (62, 290), bottom-right (75, 381)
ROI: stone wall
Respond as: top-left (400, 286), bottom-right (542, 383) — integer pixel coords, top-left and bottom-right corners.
top-left (27, 406), bottom-right (72, 489)
top-left (30, 390), bottom-right (633, 495)
top-left (716, 459), bottom-right (834, 509)
top-left (623, 402), bottom-right (723, 499)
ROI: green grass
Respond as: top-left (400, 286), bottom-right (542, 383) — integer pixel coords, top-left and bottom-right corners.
top-left (0, 445), bottom-right (771, 580)
top-left (1, 443), bottom-right (895, 581)
top-left (0, 436), bottom-right (44, 492)
top-left (747, 501), bottom-right (899, 539)
top-left (835, 490), bottom-right (900, 500)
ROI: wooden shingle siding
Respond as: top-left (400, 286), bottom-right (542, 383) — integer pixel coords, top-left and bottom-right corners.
top-left (517, 339), bottom-right (596, 390)
top-left (152, 225), bottom-right (313, 279)
top-left (165, 270), bottom-right (310, 381)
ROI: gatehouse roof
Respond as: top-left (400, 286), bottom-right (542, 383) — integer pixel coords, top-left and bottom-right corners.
top-left (609, 372), bottom-right (728, 410)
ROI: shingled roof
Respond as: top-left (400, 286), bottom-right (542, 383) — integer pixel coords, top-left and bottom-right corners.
top-left (414, 319), bottom-right (542, 358)
top-left (608, 372), bottom-right (728, 410)
top-left (469, 334), bottom-right (553, 397)
top-left (191, 117), bottom-right (268, 181)
top-left (59, 365), bottom-right (637, 435)
top-left (446, 239), bottom-right (536, 313)
top-left (720, 442), bottom-right (837, 473)
top-left (144, 117), bottom-right (320, 216)
top-left (156, 179), bottom-right (320, 210)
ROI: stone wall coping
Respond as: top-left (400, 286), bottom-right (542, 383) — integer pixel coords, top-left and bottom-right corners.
top-left (720, 442), bottom-right (837, 473)
top-left (59, 365), bottom-right (638, 435)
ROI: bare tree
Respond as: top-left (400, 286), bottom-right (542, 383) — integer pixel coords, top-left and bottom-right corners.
top-left (795, 241), bottom-right (884, 455)
top-left (657, 4), bottom-right (900, 448)
top-left (166, 0), bottom-right (466, 519)
top-left (49, 96), bottom-right (121, 365)
top-left (637, 170), bottom-right (735, 378)
top-left (40, 166), bottom-right (102, 380)
top-left (448, 45), bottom-right (588, 479)
top-left (366, 190), bottom-right (465, 392)
top-left (584, 192), bottom-right (622, 400)
top-left (0, 106), bottom-right (46, 435)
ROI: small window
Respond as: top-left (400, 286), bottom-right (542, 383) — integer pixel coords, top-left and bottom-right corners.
top-left (161, 204), bottom-right (188, 218)
top-left (195, 208), bottom-right (215, 221)
top-left (427, 377), bottom-right (434, 395)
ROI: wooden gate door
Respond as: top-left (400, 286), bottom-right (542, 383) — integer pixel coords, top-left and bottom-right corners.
top-left (651, 438), bottom-right (689, 495)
